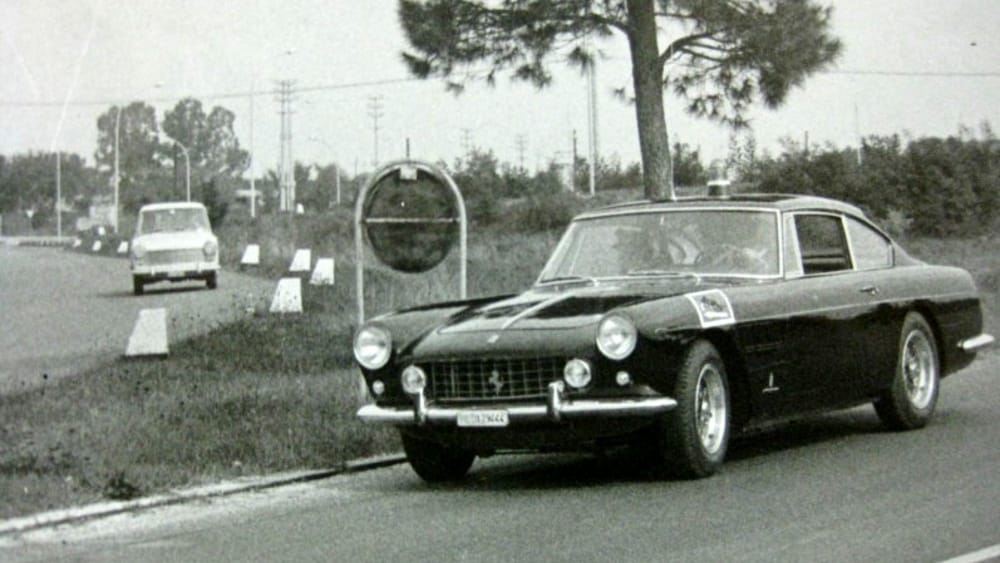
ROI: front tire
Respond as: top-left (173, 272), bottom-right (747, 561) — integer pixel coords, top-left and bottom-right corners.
top-left (650, 340), bottom-right (731, 479)
top-left (401, 432), bottom-right (475, 483)
top-left (133, 275), bottom-right (144, 296)
top-left (206, 272), bottom-right (218, 290)
top-left (875, 312), bottom-right (939, 430)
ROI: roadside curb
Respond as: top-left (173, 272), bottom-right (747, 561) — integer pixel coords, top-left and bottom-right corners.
top-left (0, 453), bottom-right (405, 537)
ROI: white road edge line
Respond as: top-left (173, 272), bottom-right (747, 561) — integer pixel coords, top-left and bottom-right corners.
top-left (939, 543), bottom-right (1000, 563)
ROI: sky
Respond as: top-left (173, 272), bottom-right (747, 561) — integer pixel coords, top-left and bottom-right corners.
top-left (1, 0), bottom-right (999, 178)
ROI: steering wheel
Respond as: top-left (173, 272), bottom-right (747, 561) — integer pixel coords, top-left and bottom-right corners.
top-left (695, 244), bottom-right (767, 273)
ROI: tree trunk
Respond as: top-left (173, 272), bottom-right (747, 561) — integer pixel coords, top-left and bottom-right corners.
top-left (626, 0), bottom-right (673, 200)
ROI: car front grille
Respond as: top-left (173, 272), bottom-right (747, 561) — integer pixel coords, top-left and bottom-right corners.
top-left (146, 249), bottom-right (204, 265)
top-left (425, 357), bottom-right (565, 401)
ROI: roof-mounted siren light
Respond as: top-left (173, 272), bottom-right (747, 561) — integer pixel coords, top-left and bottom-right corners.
top-left (707, 179), bottom-right (732, 198)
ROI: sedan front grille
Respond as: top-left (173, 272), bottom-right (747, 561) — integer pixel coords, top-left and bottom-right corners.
top-left (146, 249), bottom-right (203, 265)
top-left (425, 357), bottom-right (565, 402)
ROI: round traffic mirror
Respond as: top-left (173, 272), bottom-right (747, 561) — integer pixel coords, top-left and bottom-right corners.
top-left (361, 164), bottom-right (460, 273)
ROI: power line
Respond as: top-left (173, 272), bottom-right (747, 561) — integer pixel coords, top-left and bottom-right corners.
top-left (827, 69), bottom-right (1000, 77)
top-left (0, 77), bottom-right (421, 108)
top-left (4, 68), bottom-right (999, 108)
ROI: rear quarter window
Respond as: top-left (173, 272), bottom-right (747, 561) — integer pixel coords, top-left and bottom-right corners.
top-left (846, 217), bottom-right (893, 270)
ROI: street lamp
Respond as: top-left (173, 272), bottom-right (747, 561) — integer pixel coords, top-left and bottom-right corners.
top-left (171, 139), bottom-right (192, 202)
top-left (307, 136), bottom-right (341, 206)
top-left (113, 106), bottom-right (121, 233)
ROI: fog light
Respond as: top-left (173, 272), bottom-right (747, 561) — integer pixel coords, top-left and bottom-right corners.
top-left (615, 371), bottom-right (632, 387)
top-left (563, 359), bottom-right (592, 389)
top-left (401, 365), bottom-right (426, 395)
top-left (371, 380), bottom-right (385, 396)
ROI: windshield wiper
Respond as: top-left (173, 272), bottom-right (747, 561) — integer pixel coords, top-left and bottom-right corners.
top-left (537, 275), bottom-right (598, 286)
top-left (626, 270), bottom-right (702, 282)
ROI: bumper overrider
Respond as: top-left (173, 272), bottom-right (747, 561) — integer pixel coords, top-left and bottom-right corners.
top-left (357, 381), bottom-right (678, 426)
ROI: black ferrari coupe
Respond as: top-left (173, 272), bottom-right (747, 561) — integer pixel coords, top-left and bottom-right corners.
top-left (354, 193), bottom-right (994, 481)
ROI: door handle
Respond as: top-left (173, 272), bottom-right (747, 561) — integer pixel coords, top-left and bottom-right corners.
top-left (859, 285), bottom-right (880, 296)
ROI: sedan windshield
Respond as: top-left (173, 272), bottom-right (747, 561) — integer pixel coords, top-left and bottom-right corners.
top-left (137, 207), bottom-right (210, 235)
top-left (538, 209), bottom-right (780, 282)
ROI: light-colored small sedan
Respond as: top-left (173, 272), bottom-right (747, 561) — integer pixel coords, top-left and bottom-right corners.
top-left (129, 202), bottom-right (219, 295)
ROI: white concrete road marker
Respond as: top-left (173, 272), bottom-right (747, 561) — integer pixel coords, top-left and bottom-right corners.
top-left (269, 277), bottom-right (303, 313)
top-left (240, 244), bottom-right (260, 267)
top-left (289, 248), bottom-right (311, 273)
top-left (125, 308), bottom-right (169, 357)
top-left (72, 238), bottom-right (82, 248)
top-left (117, 241), bottom-right (129, 254)
top-left (91, 240), bottom-right (102, 252)
top-left (309, 257), bottom-right (335, 286)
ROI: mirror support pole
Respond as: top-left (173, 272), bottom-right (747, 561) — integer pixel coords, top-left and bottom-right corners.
top-left (354, 160), bottom-right (467, 326)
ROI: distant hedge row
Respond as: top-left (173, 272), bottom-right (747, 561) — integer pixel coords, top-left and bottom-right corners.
top-left (741, 129), bottom-right (1000, 237)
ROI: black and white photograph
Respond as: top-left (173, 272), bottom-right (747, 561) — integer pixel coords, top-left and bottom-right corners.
top-left (1, 1), bottom-right (998, 561)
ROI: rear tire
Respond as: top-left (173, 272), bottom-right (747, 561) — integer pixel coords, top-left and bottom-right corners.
top-left (649, 340), bottom-right (731, 479)
top-left (400, 432), bottom-right (474, 483)
top-left (133, 276), bottom-right (144, 296)
top-left (875, 312), bottom-right (939, 430)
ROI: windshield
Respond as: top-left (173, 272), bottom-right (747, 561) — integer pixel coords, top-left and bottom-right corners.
top-left (137, 207), bottom-right (210, 235)
top-left (538, 209), bottom-right (780, 282)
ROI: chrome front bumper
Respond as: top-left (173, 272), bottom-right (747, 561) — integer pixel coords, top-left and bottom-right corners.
top-left (356, 381), bottom-right (678, 427)
top-left (958, 333), bottom-right (995, 352)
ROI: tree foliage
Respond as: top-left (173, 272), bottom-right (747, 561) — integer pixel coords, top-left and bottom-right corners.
top-left (95, 102), bottom-right (163, 202)
top-left (398, 0), bottom-right (841, 199)
top-left (742, 125), bottom-right (1000, 237)
top-left (162, 98), bottom-right (249, 183)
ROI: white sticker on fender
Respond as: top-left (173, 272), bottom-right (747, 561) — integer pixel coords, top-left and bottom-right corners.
top-left (685, 289), bottom-right (735, 328)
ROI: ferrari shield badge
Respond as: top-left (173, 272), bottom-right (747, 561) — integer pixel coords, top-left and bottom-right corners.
top-left (685, 289), bottom-right (735, 328)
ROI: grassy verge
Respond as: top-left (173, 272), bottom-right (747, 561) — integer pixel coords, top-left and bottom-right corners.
top-left (0, 314), bottom-right (395, 519)
top-left (2, 229), bottom-right (996, 520)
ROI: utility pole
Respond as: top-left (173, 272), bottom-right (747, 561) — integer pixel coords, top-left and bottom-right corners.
top-left (249, 78), bottom-right (256, 218)
top-left (586, 60), bottom-right (598, 197)
top-left (515, 134), bottom-right (527, 172)
top-left (461, 128), bottom-right (473, 158)
top-left (854, 103), bottom-right (863, 166)
top-left (367, 95), bottom-right (384, 169)
top-left (55, 151), bottom-right (61, 237)
top-left (276, 80), bottom-right (297, 211)
top-left (113, 106), bottom-right (121, 233)
top-left (572, 129), bottom-right (578, 192)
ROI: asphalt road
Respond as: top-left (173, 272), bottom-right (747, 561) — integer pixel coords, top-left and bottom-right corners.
top-left (0, 245), bottom-right (276, 394)
top-left (2, 351), bottom-right (998, 562)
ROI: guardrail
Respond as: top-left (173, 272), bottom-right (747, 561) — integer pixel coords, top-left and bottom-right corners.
top-left (0, 236), bottom-right (74, 247)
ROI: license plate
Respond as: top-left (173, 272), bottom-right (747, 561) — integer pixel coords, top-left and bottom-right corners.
top-left (457, 410), bottom-right (509, 427)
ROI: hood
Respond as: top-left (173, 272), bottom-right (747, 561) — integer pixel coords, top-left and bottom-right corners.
top-left (437, 278), bottom-right (709, 334)
top-left (132, 230), bottom-right (215, 251)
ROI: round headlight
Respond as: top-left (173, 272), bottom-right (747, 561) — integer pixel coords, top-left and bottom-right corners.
top-left (401, 365), bottom-right (427, 395)
top-left (563, 359), bottom-right (592, 389)
top-left (596, 315), bottom-right (638, 360)
top-left (131, 242), bottom-right (147, 259)
top-left (203, 239), bottom-right (218, 258)
top-left (353, 325), bottom-right (392, 370)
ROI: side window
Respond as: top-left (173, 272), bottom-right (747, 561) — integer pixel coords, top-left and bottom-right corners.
top-left (846, 217), bottom-right (892, 270)
top-left (794, 214), bottom-right (852, 275)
